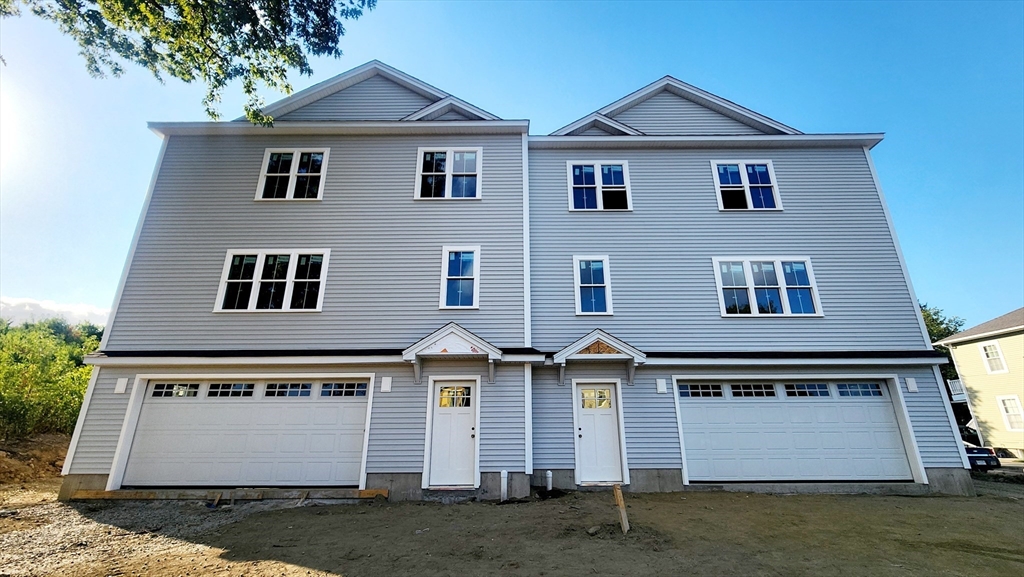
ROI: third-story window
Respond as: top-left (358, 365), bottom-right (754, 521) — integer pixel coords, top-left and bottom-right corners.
top-left (567, 162), bottom-right (632, 210)
top-left (216, 250), bottom-right (330, 312)
top-left (257, 149), bottom-right (329, 200)
top-left (713, 258), bottom-right (821, 316)
top-left (416, 148), bottom-right (482, 199)
top-left (573, 256), bottom-right (613, 315)
top-left (440, 246), bottom-right (480, 309)
top-left (712, 161), bottom-right (780, 210)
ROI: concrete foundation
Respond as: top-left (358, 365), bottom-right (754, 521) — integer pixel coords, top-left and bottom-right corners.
top-left (626, 469), bottom-right (685, 492)
top-left (530, 469), bottom-right (576, 490)
top-left (364, 473), bottom-right (423, 502)
top-left (365, 472), bottom-right (531, 502)
top-left (58, 474), bottom-right (109, 501)
top-left (923, 467), bottom-right (976, 496)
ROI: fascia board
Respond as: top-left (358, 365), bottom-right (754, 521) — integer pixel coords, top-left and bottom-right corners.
top-left (151, 120), bottom-right (529, 136)
top-left (936, 326), bottom-right (1024, 347)
top-left (528, 133), bottom-right (884, 149)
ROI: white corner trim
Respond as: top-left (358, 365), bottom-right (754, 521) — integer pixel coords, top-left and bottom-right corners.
top-left (522, 133), bottom-right (533, 348)
top-left (570, 379), bottom-right (630, 486)
top-left (932, 365), bottom-right (972, 469)
top-left (669, 376), bottom-right (690, 485)
top-left (421, 375), bottom-right (483, 489)
top-left (106, 376), bottom-right (147, 490)
top-left (61, 366), bottom-right (101, 476)
top-left (357, 374), bottom-right (377, 490)
top-left (99, 136), bottom-right (168, 349)
top-left (524, 364), bottom-right (534, 473)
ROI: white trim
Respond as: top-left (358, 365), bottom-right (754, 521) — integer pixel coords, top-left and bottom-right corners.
top-left (61, 366), bottom-right (101, 475)
top-left (710, 160), bottom-right (783, 211)
top-left (522, 133), bottom-right (533, 348)
top-left (439, 246), bottom-right (482, 309)
top-left (402, 322), bottom-right (502, 362)
top-left (553, 329), bottom-right (646, 365)
top-left (572, 255), bottom-right (614, 316)
top-left (712, 257), bottom-right (823, 317)
top-left (528, 133), bottom-right (884, 149)
top-left (401, 96), bottom-right (500, 121)
top-left (863, 146), bottom-right (933, 349)
top-left (414, 147), bottom-right (484, 200)
top-left (524, 363), bottom-right (534, 472)
top-left (213, 249), bottom-right (331, 312)
top-left (570, 379), bottom-right (630, 486)
top-left (99, 137), bottom-right (168, 349)
top-left (86, 355), bottom-right (405, 367)
top-left (422, 375), bottom-right (483, 489)
top-left (550, 113), bottom-right (643, 137)
top-left (105, 372), bottom-right (376, 490)
top-left (996, 394), bottom-right (1024, 432)
top-left (152, 120), bottom-right (529, 137)
top-left (669, 374), bottom-right (689, 485)
top-left (978, 340), bottom-right (1009, 374)
top-left (643, 356), bottom-right (944, 366)
top-left (358, 374), bottom-right (377, 489)
top-left (254, 148), bottom-right (330, 201)
top-left (565, 161), bottom-right (633, 211)
top-left (671, 373), bottom-right (929, 484)
top-left (933, 365), bottom-right (972, 469)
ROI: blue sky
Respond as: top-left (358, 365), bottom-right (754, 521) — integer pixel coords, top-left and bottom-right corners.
top-left (1, 1), bottom-right (1022, 328)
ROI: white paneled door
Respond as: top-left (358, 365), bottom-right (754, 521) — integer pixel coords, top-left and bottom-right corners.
top-left (576, 384), bottom-right (623, 483)
top-left (429, 381), bottom-right (477, 487)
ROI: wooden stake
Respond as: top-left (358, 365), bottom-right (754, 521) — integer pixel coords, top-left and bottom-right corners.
top-left (613, 484), bottom-right (629, 534)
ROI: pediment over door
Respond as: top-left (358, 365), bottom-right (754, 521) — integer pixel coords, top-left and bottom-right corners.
top-left (553, 330), bottom-right (646, 386)
top-left (403, 323), bottom-right (502, 384)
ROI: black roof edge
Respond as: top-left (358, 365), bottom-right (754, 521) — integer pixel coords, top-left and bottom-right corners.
top-left (643, 350), bottom-right (946, 359)
top-left (99, 347), bottom-right (545, 358)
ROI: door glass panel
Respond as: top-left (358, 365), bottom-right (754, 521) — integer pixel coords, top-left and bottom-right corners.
top-left (596, 389), bottom-right (612, 409)
top-left (581, 388), bottom-right (596, 409)
top-left (438, 386), bottom-right (471, 407)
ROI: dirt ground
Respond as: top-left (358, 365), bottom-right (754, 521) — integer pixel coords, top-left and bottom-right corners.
top-left (0, 479), bottom-right (1021, 577)
top-left (0, 435), bottom-right (68, 485)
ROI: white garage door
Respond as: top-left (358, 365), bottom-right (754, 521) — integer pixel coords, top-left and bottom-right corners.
top-left (123, 380), bottom-right (369, 487)
top-left (678, 381), bottom-right (913, 481)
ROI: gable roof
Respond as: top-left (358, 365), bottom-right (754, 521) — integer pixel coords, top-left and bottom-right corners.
top-left (402, 95), bottom-right (500, 121)
top-left (552, 75), bottom-right (801, 136)
top-left (551, 113), bottom-right (644, 137)
top-left (935, 307), bottom-right (1024, 346)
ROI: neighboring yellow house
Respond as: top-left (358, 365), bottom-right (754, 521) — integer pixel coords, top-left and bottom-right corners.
top-left (937, 307), bottom-right (1024, 458)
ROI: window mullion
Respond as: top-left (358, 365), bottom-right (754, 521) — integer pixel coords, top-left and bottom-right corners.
top-left (281, 252), bottom-right (298, 310)
top-left (777, 259), bottom-right (792, 315)
top-left (743, 260), bottom-right (756, 315)
top-left (248, 253), bottom-right (264, 310)
top-left (286, 150), bottom-right (299, 199)
top-left (740, 163), bottom-right (754, 209)
top-left (445, 149), bottom-right (454, 198)
top-left (595, 164), bottom-right (604, 210)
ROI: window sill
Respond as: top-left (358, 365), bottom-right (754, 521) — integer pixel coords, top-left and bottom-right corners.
top-left (575, 312), bottom-right (614, 316)
top-left (439, 306), bottom-right (480, 310)
top-left (717, 208), bottom-right (783, 212)
top-left (254, 198), bottom-right (324, 202)
top-left (414, 197), bottom-right (482, 201)
top-left (720, 313), bottom-right (824, 318)
top-left (213, 308), bottom-right (323, 313)
top-left (568, 208), bottom-right (633, 213)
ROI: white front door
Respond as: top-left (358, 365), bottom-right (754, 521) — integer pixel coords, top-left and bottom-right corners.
top-left (429, 381), bottom-right (477, 486)
top-left (576, 384), bottom-right (623, 483)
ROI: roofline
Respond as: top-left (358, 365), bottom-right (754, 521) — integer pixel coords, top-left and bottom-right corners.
top-left (244, 60), bottom-right (450, 120)
top-left (528, 133), bottom-right (884, 149)
top-left (935, 325), bottom-right (1024, 346)
top-left (150, 120), bottom-right (529, 136)
top-left (550, 112), bottom-right (644, 136)
top-left (402, 95), bottom-right (501, 121)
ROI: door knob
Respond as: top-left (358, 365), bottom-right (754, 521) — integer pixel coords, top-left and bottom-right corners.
top-left (471, 434), bottom-right (476, 438)
top-left (578, 434), bottom-right (583, 438)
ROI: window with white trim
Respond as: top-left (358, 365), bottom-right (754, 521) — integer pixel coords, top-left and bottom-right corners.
top-left (979, 342), bottom-right (1008, 374)
top-left (712, 161), bottom-right (780, 210)
top-left (216, 250), bottom-right (330, 312)
top-left (998, 396), bottom-right (1023, 431)
top-left (257, 149), bottom-right (329, 200)
top-left (573, 256), bottom-right (613, 315)
top-left (567, 162), bottom-right (632, 210)
top-left (416, 148), bottom-right (481, 199)
top-left (440, 246), bottom-right (480, 309)
top-left (713, 258), bottom-right (820, 316)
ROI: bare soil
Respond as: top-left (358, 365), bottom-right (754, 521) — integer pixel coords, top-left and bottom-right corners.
top-left (1, 478), bottom-right (1022, 577)
top-left (0, 434), bottom-right (69, 484)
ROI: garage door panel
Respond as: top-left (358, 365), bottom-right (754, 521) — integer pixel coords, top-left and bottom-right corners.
top-left (763, 432), bottom-right (789, 450)
top-left (814, 406), bottom-right (840, 424)
top-left (820, 431), bottom-right (846, 450)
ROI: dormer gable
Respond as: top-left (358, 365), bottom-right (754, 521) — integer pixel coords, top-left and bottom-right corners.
top-left (551, 113), bottom-right (643, 136)
top-left (402, 96), bottom-right (500, 121)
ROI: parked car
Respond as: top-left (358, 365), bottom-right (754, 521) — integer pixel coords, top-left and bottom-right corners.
top-left (959, 425), bottom-right (981, 446)
top-left (963, 443), bottom-right (1002, 471)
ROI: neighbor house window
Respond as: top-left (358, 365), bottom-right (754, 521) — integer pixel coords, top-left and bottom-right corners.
top-left (416, 148), bottom-right (482, 199)
top-left (997, 396), bottom-right (1024, 431)
top-left (216, 250), bottom-right (330, 312)
top-left (257, 149), bottom-right (329, 200)
top-left (979, 342), bottom-right (1008, 374)
top-left (573, 256), bottom-right (613, 315)
top-left (440, 246), bottom-right (480, 309)
top-left (712, 161), bottom-right (780, 210)
top-left (566, 162), bottom-right (632, 210)
top-left (712, 258), bottom-right (821, 316)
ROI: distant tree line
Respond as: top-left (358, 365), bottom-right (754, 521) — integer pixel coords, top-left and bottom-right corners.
top-left (0, 318), bottom-right (101, 440)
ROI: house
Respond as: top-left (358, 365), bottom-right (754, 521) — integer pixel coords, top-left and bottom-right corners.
top-left (937, 308), bottom-right (1024, 458)
top-left (59, 61), bottom-right (973, 501)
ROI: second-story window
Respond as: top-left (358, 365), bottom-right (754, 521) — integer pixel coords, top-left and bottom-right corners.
top-left (440, 246), bottom-right (480, 309)
top-left (979, 342), bottom-right (1008, 374)
top-left (257, 149), bottom-right (329, 200)
top-left (713, 258), bottom-right (820, 317)
top-left (416, 148), bottom-right (482, 199)
top-left (216, 250), bottom-right (330, 312)
top-left (573, 255), bottom-right (613, 315)
top-left (712, 161), bottom-right (780, 210)
top-left (567, 162), bottom-right (632, 211)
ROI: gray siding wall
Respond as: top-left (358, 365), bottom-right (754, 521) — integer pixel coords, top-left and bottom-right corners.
top-left (528, 146), bottom-right (928, 352)
top-left (106, 133), bottom-right (524, 351)
top-left (532, 367), bottom-right (574, 469)
top-left (611, 92), bottom-right (765, 135)
top-left (68, 367), bottom-right (130, 474)
top-left (578, 126), bottom-right (613, 136)
top-left (435, 110), bottom-right (472, 121)
top-left (277, 75), bottom-right (434, 121)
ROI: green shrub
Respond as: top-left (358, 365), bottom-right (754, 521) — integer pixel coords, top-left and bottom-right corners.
top-left (0, 319), bottom-right (100, 440)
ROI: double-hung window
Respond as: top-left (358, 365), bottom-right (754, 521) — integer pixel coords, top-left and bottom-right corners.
top-left (573, 255), bottom-right (613, 315)
top-left (712, 258), bottom-right (821, 316)
top-left (416, 148), bottom-right (482, 199)
top-left (440, 246), bottom-right (480, 309)
top-left (257, 149), bottom-right (329, 200)
top-left (979, 341), bottom-right (1008, 374)
top-left (997, 396), bottom-right (1024, 431)
top-left (216, 250), bottom-right (330, 312)
top-left (712, 161), bottom-right (780, 210)
top-left (567, 162), bottom-right (632, 211)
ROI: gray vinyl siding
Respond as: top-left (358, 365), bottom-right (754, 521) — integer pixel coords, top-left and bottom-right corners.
top-left (276, 75), bottom-right (434, 121)
top-left (611, 91), bottom-right (765, 135)
top-left (67, 367), bottom-right (130, 475)
top-left (105, 133), bottom-right (525, 351)
top-left (579, 126), bottom-right (614, 136)
top-left (532, 367), bottom-right (574, 469)
top-left (529, 146), bottom-right (928, 352)
top-left (435, 110), bottom-right (472, 121)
